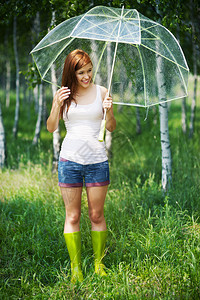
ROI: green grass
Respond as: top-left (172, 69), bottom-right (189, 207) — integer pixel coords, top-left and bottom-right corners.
top-left (1, 92), bottom-right (200, 299)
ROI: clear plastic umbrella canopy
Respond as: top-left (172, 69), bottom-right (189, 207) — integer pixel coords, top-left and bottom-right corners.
top-left (31, 6), bottom-right (189, 107)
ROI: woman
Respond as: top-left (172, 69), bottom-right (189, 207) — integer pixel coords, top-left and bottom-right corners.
top-left (47, 49), bottom-right (116, 283)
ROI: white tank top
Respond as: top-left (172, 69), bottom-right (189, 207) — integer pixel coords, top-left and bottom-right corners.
top-left (60, 85), bottom-right (108, 165)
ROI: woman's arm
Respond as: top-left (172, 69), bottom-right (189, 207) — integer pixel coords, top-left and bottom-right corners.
top-left (105, 105), bottom-right (116, 132)
top-left (101, 86), bottom-right (116, 132)
top-left (46, 87), bottom-right (70, 133)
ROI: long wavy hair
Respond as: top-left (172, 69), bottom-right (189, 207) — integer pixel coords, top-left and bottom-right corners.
top-left (60, 49), bottom-right (93, 118)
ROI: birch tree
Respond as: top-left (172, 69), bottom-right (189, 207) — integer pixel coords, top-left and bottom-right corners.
top-left (32, 12), bottom-right (40, 114)
top-left (0, 102), bottom-right (6, 168)
top-left (157, 60), bottom-right (172, 190)
top-left (51, 73), bottom-right (60, 172)
top-left (50, 11), bottom-right (61, 172)
top-left (177, 25), bottom-right (187, 134)
top-left (32, 83), bottom-right (43, 145)
top-left (136, 107), bottom-right (141, 135)
top-left (156, 1), bottom-right (172, 190)
top-left (5, 29), bottom-right (11, 108)
top-left (181, 97), bottom-right (187, 134)
top-left (12, 16), bottom-right (20, 138)
top-left (189, 0), bottom-right (198, 138)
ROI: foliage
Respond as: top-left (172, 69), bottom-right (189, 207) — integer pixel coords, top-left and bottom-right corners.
top-left (21, 63), bottom-right (42, 89)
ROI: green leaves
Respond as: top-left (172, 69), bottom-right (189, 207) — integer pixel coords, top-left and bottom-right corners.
top-left (21, 63), bottom-right (41, 88)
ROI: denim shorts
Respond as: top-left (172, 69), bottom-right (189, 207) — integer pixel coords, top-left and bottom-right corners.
top-left (58, 158), bottom-right (110, 188)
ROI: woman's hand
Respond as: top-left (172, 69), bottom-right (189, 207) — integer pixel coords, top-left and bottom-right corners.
top-left (47, 86), bottom-right (70, 133)
top-left (102, 92), bottom-right (116, 132)
top-left (103, 93), bottom-right (113, 111)
top-left (55, 86), bottom-right (71, 108)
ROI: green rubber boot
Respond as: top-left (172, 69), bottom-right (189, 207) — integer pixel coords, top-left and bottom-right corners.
top-left (64, 231), bottom-right (83, 283)
top-left (91, 230), bottom-right (107, 276)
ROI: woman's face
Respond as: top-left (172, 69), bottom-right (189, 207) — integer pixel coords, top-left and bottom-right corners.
top-left (75, 62), bottom-right (93, 88)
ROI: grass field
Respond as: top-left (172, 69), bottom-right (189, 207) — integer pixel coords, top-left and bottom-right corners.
top-left (1, 91), bottom-right (200, 299)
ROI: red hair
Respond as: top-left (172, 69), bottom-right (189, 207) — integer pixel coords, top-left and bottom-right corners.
top-left (60, 49), bottom-right (92, 117)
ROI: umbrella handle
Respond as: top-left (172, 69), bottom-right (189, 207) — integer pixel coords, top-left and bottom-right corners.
top-left (98, 109), bottom-right (107, 142)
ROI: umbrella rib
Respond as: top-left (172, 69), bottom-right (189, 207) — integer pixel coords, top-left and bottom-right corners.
top-left (141, 42), bottom-right (188, 97)
top-left (113, 101), bottom-right (146, 107)
top-left (73, 18), bottom-right (119, 39)
top-left (31, 36), bottom-right (73, 52)
top-left (41, 37), bottom-right (76, 80)
top-left (139, 21), bottom-right (189, 72)
top-left (140, 42), bottom-right (189, 71)
top-left (119, 21), bottom-right (140, 42)
top-left (89, 6), bottom-right (121, 18)
top-left (113, 92), bottom-right (188, 107)
top-left (32, 18), bottom-right (118, 52)
top-left (107, 6), bottom-right (124, 94)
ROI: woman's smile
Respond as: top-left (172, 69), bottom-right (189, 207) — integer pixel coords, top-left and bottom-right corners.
top-left (76, 62), bottom-right (93, 88)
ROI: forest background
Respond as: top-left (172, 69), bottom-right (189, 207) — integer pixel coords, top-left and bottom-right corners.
top-left (0, 0), bottom-right (200, 299)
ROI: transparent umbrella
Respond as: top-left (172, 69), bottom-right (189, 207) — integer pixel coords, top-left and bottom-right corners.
top-left (31, 6), bottom-right (189, 140)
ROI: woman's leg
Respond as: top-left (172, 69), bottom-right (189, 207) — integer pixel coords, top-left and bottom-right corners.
top-left (60, 187), bottom-right (83, 282)
top-left (60, 187), bottom-right (82, 233)
top-left (87, 185), bottom-right (108, 276)
top-left (87, 185), bottom-right (108, 231)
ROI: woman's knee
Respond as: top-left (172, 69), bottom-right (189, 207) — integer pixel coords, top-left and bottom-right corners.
top-left (89, 210), bottom-right (104, 224)
top-left (66, 211), bottom-right (81, 225)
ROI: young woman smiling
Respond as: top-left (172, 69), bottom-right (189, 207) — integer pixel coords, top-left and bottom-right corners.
top-left (47, 49), bottom-right (116, 283)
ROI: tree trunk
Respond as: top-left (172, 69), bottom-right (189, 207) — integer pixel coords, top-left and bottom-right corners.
top-left (32, 12), bottom-right (40, 114)
top-left (4, 29), bottom-right (11, 108)
top-left (12, 16), bottom-right (20, 138)
top-left (136, 107), bottom-right (141, 134)
top-left (189, 45), bottom-right (197, 138)
top-left (33, 85), bottom-right (39, 113)
top-left (50, 11), bottom-right (61, 172)
top-left (0, 103), bottom-right (6, 168)
top-left (156, 0), bottom-right (172, 191)
top-left (6, 59), bottom-right (11, 108)
top-left (182, 97), bottom-right (187, 134)
top-left (189, 0), bottom-right (198, 138)
top-left (51, 64), bottom-right (60, 172)
top-left (159, 103), bottom-right (172, 191)
top-left (176, 23), bottom-right (187, 134)
top-left (32, 83), bottom-right (43, 145)
top-left (91, 40), bottom-right (102, 85)
top-left (157, 52), bottom-right (172, 190)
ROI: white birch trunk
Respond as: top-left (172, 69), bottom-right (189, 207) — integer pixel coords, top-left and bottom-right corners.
top-left (0, 103), bottom-right (6, 168)
top-left (50, 11), bottom-right (61, 172)
top-left (33, 13), bottom-right (40, 114)
top-left (176, 24), bottom-right (187, 134)
top-left (157, 54), bottom-right (172, 190)
top-left (5, 29), bottom-right (11, 108)
top-left (51, 64), bottom-right (60, 172)
top-left (182, 97), bottom-right (187, 134)
top-left (136, 107), bottom-right (141, 134)
top-left (32, 83), bottom-right (43, 145)
top-left (91, 40), bottom-right (101, 85)
top-left (156, 1), bottom-right (172, 190)
top-left (105, 42), bottom-right (112, 157)
top-left (189, 0), bottom-right (198, 138)
top-left (189, 45), bottom-right (197, 138)
top-left (6, 59), bottom-right (11, 108)
top-left (12, 16), bottom-right (20, 138)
